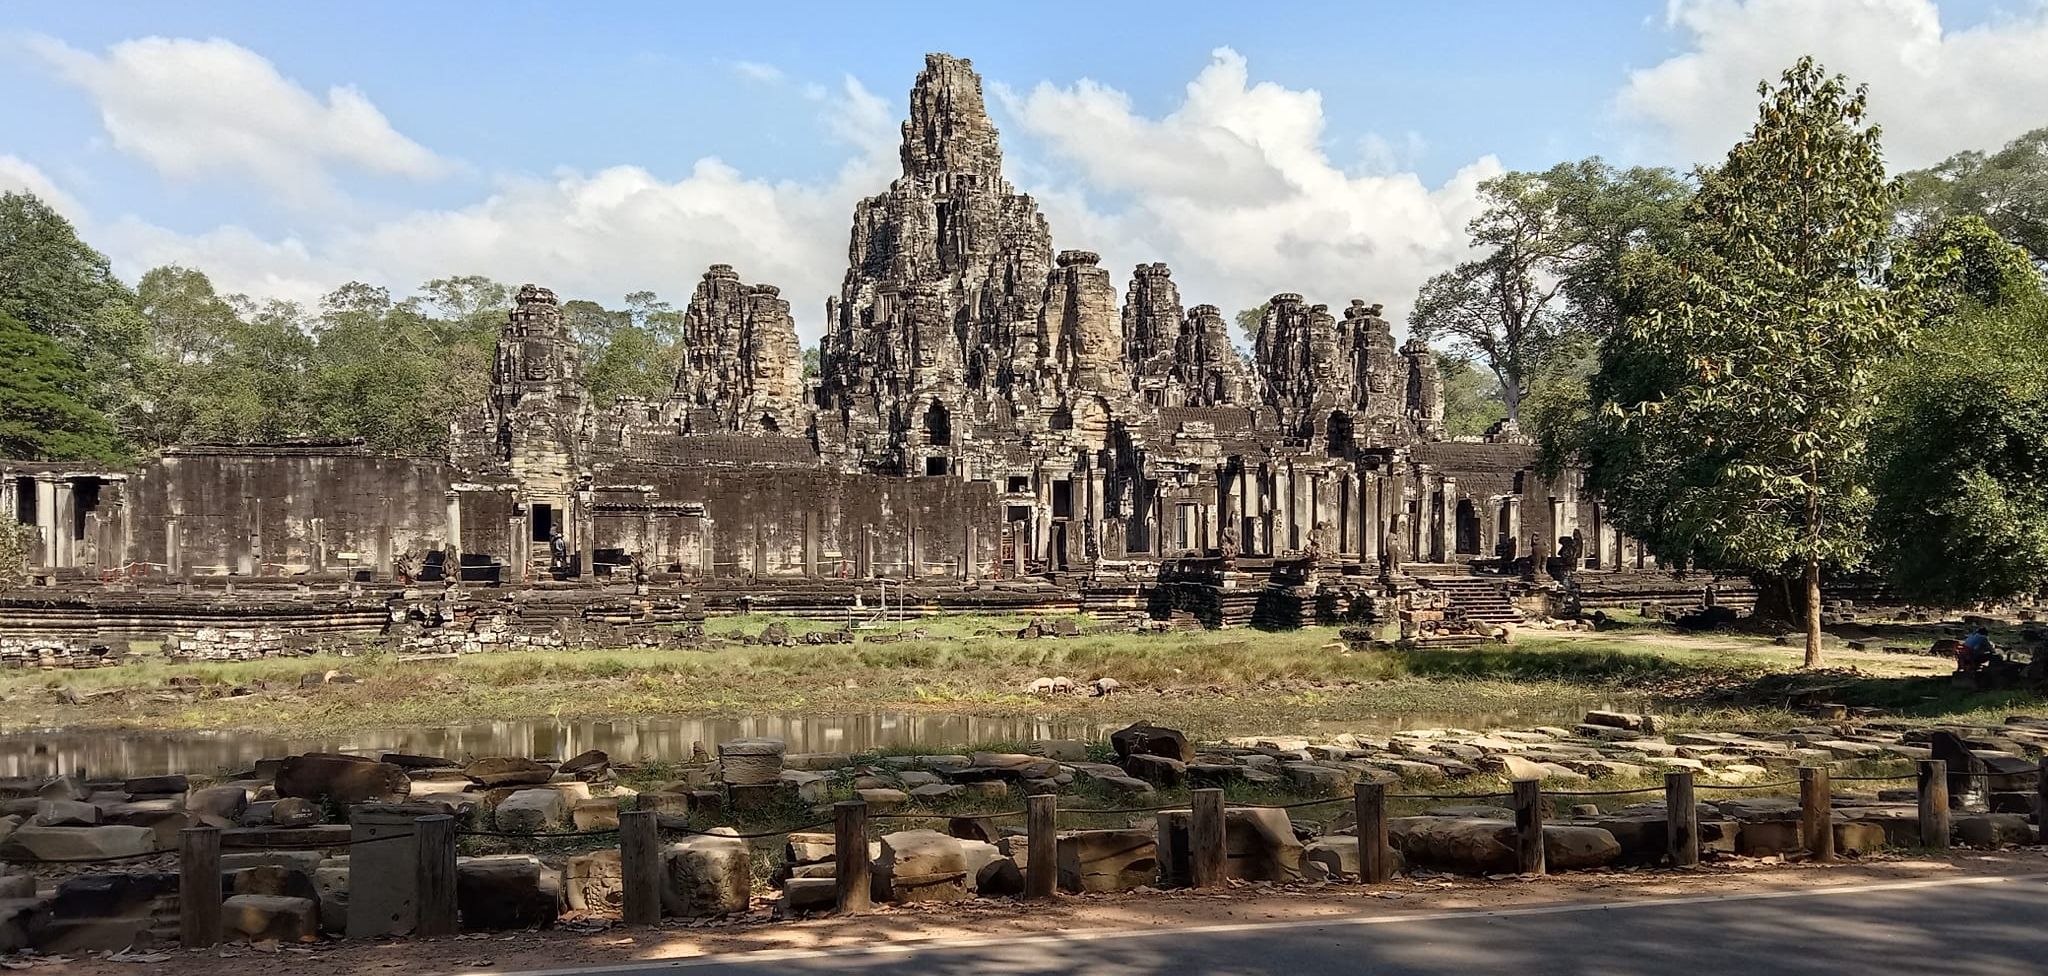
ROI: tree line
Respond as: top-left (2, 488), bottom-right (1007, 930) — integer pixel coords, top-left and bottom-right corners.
top-left (0, 195), bottom-right (706, 459)
top-left (1412, 58), bottom-right (2048, 659)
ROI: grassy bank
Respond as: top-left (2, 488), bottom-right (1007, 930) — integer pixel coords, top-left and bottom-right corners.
top-left (0, 611), bottom-right (2034, 740)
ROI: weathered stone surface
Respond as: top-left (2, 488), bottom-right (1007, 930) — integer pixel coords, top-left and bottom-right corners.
top-left (122, 774), bottom-right (189, 795)
top-left (223, 894), bottom-right (318, 943)
top-left (275, 755), bottom-right (409, 805)
top-left (35, 799), bottom-right (98, 826)
top-left (1957, 813), bottom-right (2033, 848)
top-left (187, 785), bottom-right (250, 827)
top-left (1057, 829), bottom-right (1157, 893)
top-left (876, 829), bottom-right (968, 903)
top-left (457, 855), bottom-right (561, 931)
top-left (0, 825), bottom-right (155, 860)
top-left (672, 268), bottom-right (805, 435)
top-left (718, 738), bottom-right (787, 786)
top-left (780, 876), bottom-right (837, 914)
top-left (571, 797), bottom-right (621, 831)
top-left (496, 789), bottom-right (568, 833)
top-left (1124, 754), bottom-right (1187, 786)
top-left (1112, 722), bottom-right (1194, 764)
top-left (566, 849), bottom-right (624, 912)
top-left (465, 757), bottom-right (555, 788)
top-left (663, 834), bottom-right (750, 917)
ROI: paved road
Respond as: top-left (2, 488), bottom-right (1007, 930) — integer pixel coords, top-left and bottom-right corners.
top-left (478, 874), bottom-right (2048, 976)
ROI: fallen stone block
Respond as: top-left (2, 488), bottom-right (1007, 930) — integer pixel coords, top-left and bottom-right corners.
top-left (457, 855), bottom-right (561, 931)
top-left (496, 789), bottom-right (567, 833)
top-left (1057, 829), bottom-right (1157, 893)
top-left (876, 829), bottom-right (968, 904)
top-left (566, 849), bottom-right (624, 912)
top-left (663, 832), bottom-right (750, 917)
top-left (275, 755), bottom-right (409, 805)
top-left (0, 824), bottom-right (156, 861)
top-left (223, 894), bottom-right (318, 943)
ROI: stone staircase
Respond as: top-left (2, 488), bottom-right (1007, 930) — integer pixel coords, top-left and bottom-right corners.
top-left (1415, 575), bottom-right (1522, 626)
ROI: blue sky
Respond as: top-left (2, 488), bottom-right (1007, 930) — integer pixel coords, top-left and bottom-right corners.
top-left (3, 1), bottom-right (2044, 342)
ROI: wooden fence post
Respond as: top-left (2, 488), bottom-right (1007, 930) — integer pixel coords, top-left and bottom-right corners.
top-left (1356, 781), bottom-right (1391, 884)
top-left (1917, 760), bottom-right (1950, 851)
top-left (1664, 770), bottom-right (1698, 868)
top-left (1190, 788), bottom-right (1227, 889)
top-left (834, 800), bottom-right (871, 914)
top-left (414, 814), bottom-right (458, 937)
top-left (1026, 793), bottom-right (1058, 900)
top-left (619, 809), bottom-right (661, 926)
top-left (1799, 766), bottom-right (1834, 862)
top-left (2037, 757), bottom-right (2048, 846)
top-left (1511, 779), bottom-right (1545, 876)
top-left (178, 825), bottom-right (221, 949)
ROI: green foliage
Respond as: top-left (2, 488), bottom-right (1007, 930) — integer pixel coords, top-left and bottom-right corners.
top-left (1233, 302), bottom-right (1268, 347)
top-left (123, 266), bottom-right (314, 450)
top-left (303, 280), bottom-right (502, 455)
top-left (1409, 159), bottom-right (1688, 422)
top-left (0, 192), bottom-right (144, 413)
top-left (1890, 215), bottom-right (2042, 321)
top-left (1436, 352), bottom-right (1506, 438)
top-left (0, 312), bottom-right (126, 462)
top-left (0, 520), bottom-right (30, 585)
top-left (1870, 293), bottom-right (2048, 605)
top-left (1897, 125), bottom-right (2048, 263)
top-left (567, 293), bottom-right (685, 408)
top-left (1593, 58), bottom-right (1904, 664)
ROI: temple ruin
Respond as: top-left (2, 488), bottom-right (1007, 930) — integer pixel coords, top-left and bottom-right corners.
top-left (0, 54), bottom-right (1684, 650)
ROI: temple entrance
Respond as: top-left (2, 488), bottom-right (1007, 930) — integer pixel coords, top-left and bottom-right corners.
top-left (1455, 498), bottom-right (1480, 555)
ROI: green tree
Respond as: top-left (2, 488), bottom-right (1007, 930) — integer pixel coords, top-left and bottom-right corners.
top-left (1890, 215), bottom-right (2042, 320)
top-left (569, 293), bottom-right (685, 408)
top-left (1409, 160), bottom-right (1687, 423)
top-left (0, 192), bottom-right (144, 411)
top-left (1436, 352), bottom-right (1507, 438)
top-left (1598, 58), bottom-right (1904, 667)
top-left (1869, 293), bottom-right (2048, 605)
top-left (1898, 125), bottom-right (2048, 263)
top-left (0, 312), bottom-right (125, 462)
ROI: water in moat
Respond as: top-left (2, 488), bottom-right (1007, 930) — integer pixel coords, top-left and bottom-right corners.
top-left (0, 705), bottom-right (1595, 780)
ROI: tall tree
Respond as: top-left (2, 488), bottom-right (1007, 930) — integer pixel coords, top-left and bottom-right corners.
top-left (0, 312), bottom-right (125, 462)
top-left (1436, 352), bottom-right (1507, 438)
top-left (1409, 160), bottom-right (1687, 423)
top-left (1897, 125), bottom-right (2048, 263)
top-left (0, 192), bottom-right (144, 410)
top-left (1599, 58), bottom-right (1903, 667)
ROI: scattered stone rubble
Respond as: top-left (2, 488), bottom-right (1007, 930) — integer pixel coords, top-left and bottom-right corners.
top-left (5, 713), bottom-right (2047, 953)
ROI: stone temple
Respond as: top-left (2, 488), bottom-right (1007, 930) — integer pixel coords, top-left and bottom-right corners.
top-left (1, 54), bottom-right (1683, 651)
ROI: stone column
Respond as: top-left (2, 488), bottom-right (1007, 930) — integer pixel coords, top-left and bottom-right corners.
top-left (509, 515), bottom-right (528, 582)
top-left (576, 490), bottom-right (596, 581)
top-left (34, 475), bottom-right (61, 568)
top-left (1361, 474), bottom-right (1381, 565)
top-left (1546, 497), bottom-right (1564, 559)
top-left (1440, 478), bottom-right (1458, 562)
top-left (1505, 497), bottom-right (1523, 559)
top-left (444, 491), bottom-right (463, 584)
top-left (804, 510), bottom-right (820, 577)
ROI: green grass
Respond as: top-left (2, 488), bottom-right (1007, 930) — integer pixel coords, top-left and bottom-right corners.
top-left (3, 611), bottom-right (2039, 741)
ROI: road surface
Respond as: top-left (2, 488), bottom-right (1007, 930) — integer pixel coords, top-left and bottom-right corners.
top-left (468, 873), bottom-right (2048, 976)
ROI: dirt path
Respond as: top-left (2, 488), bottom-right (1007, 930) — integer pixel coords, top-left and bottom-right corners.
top-left (24, 850), bottom-right (2048, 976)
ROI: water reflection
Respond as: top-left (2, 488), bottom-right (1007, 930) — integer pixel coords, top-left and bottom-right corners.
top-left (0, 705), bottom-right (1598, 780)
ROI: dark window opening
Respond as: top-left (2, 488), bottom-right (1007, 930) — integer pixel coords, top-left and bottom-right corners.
top-left (1052, 479), bottom-right (1074, 518)
top-left (1326, 411), bottom-right (1353, 455)
top-left (923, 400), bottom-right (952, 446)
top-left (531, 504), bottom-right (554, 541)
top-left (925, 455), bottom-right (950, 477)
top-left (1007, 476), bottom-right (1029, 493)
top-left (14, 477), bottom-right (34, 525)
top-left (759, 413), bottom-right (780, 433)
top-left (1006, 505), bottom-right (1031, 524)
top-left (1455, 499), bottom-right (1480, 555)
top-left (71, 479), bottom-right (101, 541)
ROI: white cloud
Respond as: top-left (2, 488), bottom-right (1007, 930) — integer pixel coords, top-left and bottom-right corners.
top-left (31, 35), bottom-right (451, 204)
top-left (999, 48), bottom-right (1499, 335)
top-left (88, 82), bottom-right (900, 340)
top-left (729, 60), bottom-right (785, 84)
top-left (1619, 0), bottom-right (2048, 170)
top-left (0, 154), bottom-right (85, 218)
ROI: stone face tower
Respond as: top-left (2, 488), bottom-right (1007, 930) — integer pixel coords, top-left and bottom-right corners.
top-left (673, 265), bottom-right (804, 435)
top-left (818, 53), bottom-right (1055, 469)
top-left (457, 284), bottom-right (589, 496)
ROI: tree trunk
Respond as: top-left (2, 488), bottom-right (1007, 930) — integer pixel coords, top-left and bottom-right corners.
top-left (1803, 553), bottom-right (1823, 669)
